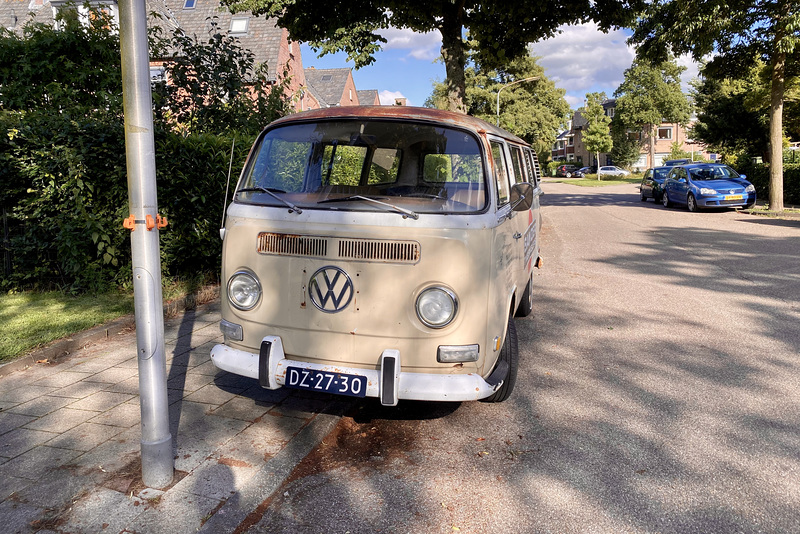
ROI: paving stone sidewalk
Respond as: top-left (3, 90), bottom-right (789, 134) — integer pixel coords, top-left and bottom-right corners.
top-left (0, 299), bottom-right (346, 534)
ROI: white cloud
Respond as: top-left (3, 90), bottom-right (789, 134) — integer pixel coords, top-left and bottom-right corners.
top-left (530, 23), bottom-right (703, 108)
top-left (676, 53), bottom-right (701, 93)
top-left (379, 90), bottom-right (409, 106)
top-left (377, 28), bottom-right (442, 62)
top-left (529, 22), bottom-right (636, 102)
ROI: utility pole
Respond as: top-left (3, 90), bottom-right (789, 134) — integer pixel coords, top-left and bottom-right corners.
top-left (119, 0), bottom-right (173, 489)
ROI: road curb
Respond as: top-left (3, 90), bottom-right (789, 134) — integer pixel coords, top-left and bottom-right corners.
top-left (0, 284), bottom-right (219, 378)
top-left (197, 401), bottom-right (350, 533)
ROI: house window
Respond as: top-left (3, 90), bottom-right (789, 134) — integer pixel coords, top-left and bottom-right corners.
top-left (229, 17), bottom-right (249, 34)
top-left (150, 66), bottom-right (166, 84)
top-left (606, 108), bottom-right (615, 118)
top-left (658, 126), bottom-right (673, 140)
top-left (567, 136), bottom-right (574, 147)
top-left (183, 0), bottom-right (196, 8)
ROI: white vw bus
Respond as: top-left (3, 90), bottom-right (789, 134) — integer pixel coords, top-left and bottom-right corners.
top-left (211, 106), bottom-right (542, 405)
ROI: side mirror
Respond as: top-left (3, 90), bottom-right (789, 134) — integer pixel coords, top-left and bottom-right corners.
top-left (510, 182), bottom-right (534, 212)
top-left (739, 174), bottom-right (747, 179)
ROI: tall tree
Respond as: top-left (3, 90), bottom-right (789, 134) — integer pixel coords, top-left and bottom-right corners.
top-left (426, 51), bottom-right (571, 161)
top-left (613, 57), bottom-right (691, 168)
top-left (609, 119), bottom-right (643, 168)
top-left (629, 0), bottom-right (800, 211)
top-left (689, 62), bottom-right (771, 161)
top-left (581, 92), bottom-right (613, 177)
top-left (222, 0), bottom-right (644, 112)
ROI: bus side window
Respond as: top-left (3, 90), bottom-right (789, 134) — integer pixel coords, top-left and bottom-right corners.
top-left (490, 141), bottom-right (511, 206)
top-left (524, 148), bottom-right (540, 187)
top-left (510, 146), bottom-right (527, 184)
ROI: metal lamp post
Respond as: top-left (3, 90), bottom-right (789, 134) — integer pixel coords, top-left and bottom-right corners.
top-left (119, 0), bottom-right (173, 489)
top-left (496, 76), bottom-right (539, 126)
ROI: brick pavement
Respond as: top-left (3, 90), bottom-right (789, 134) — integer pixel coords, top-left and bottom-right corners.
top-left (0, 299), bottom-right (346, 534)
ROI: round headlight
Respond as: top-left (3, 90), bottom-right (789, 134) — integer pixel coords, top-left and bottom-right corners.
top-left (746, 184), bottom-right (755, 193)
top-left (416, 287), bottom-right (458, 328)
top-left (228, 271), bottom-right (261, 310)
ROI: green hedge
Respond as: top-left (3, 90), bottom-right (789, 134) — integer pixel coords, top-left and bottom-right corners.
top-left (1, 109), bottom-right (255, 292)
top-left (734, 159), bottom-right (800, 207)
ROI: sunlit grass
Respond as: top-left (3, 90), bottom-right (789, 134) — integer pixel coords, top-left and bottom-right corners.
top-left (0, 275), bottom-right (216, 362)
top-left (0, 290), bottom-right (134, 362)
top-left (549, 175), bottom-right (642, 187)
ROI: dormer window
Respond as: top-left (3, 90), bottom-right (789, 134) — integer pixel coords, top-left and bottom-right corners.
top-left (183, 0), bottom-right (196, 9)
top-left (229, 17), bottom-right (249, 34)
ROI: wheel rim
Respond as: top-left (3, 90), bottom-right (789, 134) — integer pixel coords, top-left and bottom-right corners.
top-left (662, 192), bottom-right (669, 207)
top-left (688, 195), bottom-right (696, 211)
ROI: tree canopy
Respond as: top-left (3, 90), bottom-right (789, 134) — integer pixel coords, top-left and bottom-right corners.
top-left (222, 0), bottom-right (645, 112)
top-left (580, 92), bottom-right (613, 175)
top-left (613, 56), bottom-right (691, 168)
top-left (629, 0), bottom-right (800, 210)
top-left (426, 51), bottom-right (571, 161)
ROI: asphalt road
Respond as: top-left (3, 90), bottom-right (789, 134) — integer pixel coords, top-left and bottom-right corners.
top-left (241, 181), bottom-right (800, 534)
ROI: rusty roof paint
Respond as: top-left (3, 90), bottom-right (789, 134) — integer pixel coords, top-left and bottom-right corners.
top-left (269, 106), bottom-right (529, 146)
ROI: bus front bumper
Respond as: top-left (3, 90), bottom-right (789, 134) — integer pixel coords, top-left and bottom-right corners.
top-left (210, 336), bottom-right (502, 406)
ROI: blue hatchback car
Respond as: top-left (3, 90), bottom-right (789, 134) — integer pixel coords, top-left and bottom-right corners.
top-left (662, 163), bottom-right (756, 212)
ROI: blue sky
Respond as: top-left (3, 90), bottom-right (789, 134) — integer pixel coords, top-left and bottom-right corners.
top-left (300, 23), bottom-right (700, 110)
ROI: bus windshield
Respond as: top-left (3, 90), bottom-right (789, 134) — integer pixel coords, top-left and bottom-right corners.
top-left (236, 120), bottom-right (487, 214)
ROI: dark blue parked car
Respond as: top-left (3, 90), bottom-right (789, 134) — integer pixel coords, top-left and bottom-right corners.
top-left (640, 166), bottom-right (671, 203)
top-left (662, 163), bottom-right (756, 212)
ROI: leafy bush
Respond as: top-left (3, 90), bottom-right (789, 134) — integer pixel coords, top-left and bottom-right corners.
top-left (734, 157), bottom-right (800, 207)
top-left (0, 9), bottom-right (289, 292)
top-left (156, 132), bottom-right (253, 276)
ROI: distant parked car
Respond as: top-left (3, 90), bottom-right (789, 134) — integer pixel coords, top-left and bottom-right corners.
top-left (664, 158), bottom-right (693, 166)
top-left (661, 163), bottom-right (756, 211)
top-left (640, 166), bottom-right (671, 203)
top-left (577, 166), bottom-right (596, 175)
top-left (598, 166), bottom-right (630, 176)
top-left (556, 164), bottom-right (580, 177)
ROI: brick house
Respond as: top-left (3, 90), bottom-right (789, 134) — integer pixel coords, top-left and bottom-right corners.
top-left (0, 0), bottom-right (319, 112)
top-left (357, 89), bottom-right (380, 106)
top-left (552, 99), bottom-right (710, 171)
top-left (303, 67), bottom-right (362, 107)
top-left (146, 0), bottom-right (317, 112)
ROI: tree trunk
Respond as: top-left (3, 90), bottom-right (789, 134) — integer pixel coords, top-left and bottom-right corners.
top-left (768, 47), bottom-right (786, 212)
top-left (648, 124), bottom-right (656, 168)
top-left (596, 151), bottom-right (600, 180)
top-left (439, 0), bottom-right (467, 113)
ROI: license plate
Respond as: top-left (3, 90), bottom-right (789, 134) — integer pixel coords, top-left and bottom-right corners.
top-left (285, 367), bottom-right (367, 398)
top-left (725, 194), bottom-right (743, 201)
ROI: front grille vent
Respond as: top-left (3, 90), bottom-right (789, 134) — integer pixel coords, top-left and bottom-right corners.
top-left (257, 233), bottom-right (327, 257)
top-left (339, 239), bottom-right (420, 263)
top-left (257, 233), bottom-right (420, 264)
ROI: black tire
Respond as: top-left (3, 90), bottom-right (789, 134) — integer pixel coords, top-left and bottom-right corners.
top-left (482, 316), bottom-right (519, 403)
top-left (641, 192), bottom-right (647, 201)
top-left (654, 192), bottom-right (662, 204)
top-left (515, 274), bottom-right (533, 318)
top-left (662, 191), bottom-right (672, 208)
top-left (687, 193), bottom-right (699, 212)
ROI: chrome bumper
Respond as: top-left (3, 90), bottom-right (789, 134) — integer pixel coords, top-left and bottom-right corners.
top-left (210, 336), bottom-right (501, 406)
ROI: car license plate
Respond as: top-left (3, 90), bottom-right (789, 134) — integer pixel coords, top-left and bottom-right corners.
top-left (725, 194), bottom-right (743, 201)
top-left (285, 367), bottom-right (367, 398)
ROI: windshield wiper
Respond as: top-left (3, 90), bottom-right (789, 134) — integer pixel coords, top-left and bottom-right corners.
top-left (317, 195), bottom-right (419, 220)
top-left (236, 187), bottom-right (302, 214)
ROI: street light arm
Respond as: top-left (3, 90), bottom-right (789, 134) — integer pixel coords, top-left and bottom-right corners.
top-left (496, 76), bottom-right (540, 126)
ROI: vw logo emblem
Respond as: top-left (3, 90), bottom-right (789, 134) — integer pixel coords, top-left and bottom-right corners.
top-left (308, 266), bottom-right (354, 313)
